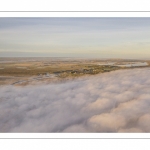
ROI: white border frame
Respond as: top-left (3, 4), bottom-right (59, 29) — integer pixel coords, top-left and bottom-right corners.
top-left (0, 133), bottom-right (150, 139)
top-left (0, 11), bottom-right (150, 139)
top-left (1, 12), bottom-right (150, 17)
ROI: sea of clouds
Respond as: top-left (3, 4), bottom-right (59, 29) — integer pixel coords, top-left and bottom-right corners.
top-left (0, 68), bottom-right (150, 132)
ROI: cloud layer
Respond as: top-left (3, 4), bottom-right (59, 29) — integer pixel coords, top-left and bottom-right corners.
top-left (0, 68), bottom-right (150, 132)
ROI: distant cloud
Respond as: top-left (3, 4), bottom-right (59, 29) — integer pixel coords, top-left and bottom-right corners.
top-left (0, 68), bottom-right (150, 132)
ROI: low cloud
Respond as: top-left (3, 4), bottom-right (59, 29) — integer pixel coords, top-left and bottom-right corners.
top-left (0, 68), bottom-right (150, 132)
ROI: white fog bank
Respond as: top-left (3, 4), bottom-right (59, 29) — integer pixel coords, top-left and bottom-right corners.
top-left (0, 68), bottom-right (150, 132)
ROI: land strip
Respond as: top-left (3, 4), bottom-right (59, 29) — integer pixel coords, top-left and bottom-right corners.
top-left (0, 58), bottom-right (150, 85)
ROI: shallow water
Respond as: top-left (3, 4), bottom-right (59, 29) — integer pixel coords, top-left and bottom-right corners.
top-left (116, 62), bottom-right (148, 67)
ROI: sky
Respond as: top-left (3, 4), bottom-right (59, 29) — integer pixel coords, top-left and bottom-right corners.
top-left (0, 17), bottom-right (150, 59)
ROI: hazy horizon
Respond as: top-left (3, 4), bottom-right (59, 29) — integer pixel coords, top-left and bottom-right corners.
top-left (0, 18), bottom-right (150, 59)
top-left (0, 56), bottom-right (148, 61)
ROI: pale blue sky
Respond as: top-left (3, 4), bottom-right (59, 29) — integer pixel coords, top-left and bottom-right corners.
top-left (0, 18), bottom-right (150, 58)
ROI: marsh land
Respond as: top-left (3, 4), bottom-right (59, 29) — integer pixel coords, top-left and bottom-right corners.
top-left (0, 57), bottom-right (150, 85)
